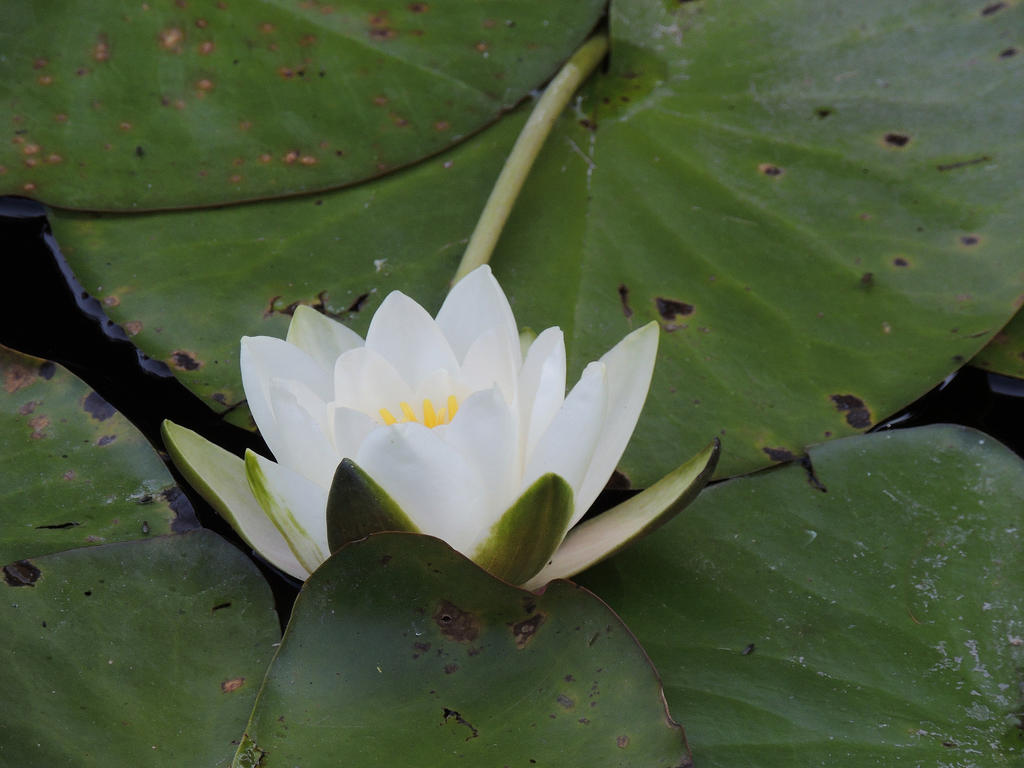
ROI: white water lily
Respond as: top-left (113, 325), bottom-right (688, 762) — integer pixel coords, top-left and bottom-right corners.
top-left (164, 265), bottom-right (717, 586)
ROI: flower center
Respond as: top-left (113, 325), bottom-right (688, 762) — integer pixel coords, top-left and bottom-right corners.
top-left (379, 395), bottom-right (459, 428)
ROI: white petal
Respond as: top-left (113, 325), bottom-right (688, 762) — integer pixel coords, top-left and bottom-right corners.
top-left (440, 387), bottom-right (519, 541)
top-left (328, 404), bottom-right (377, 462)
top-left (161, 421), bottom-right (308, 580)
top-left (437, 265), bottom-right (521, 368)
top-left (245, 449), bottom-right (330, 574)
top-left (266, 379), bottom-right (339, 489)
top-left (517, 327), bottom-right (566, 464)
top-left (365, 291), bottom-right (459, 387)
top-left (575, 322), bottom-right (659, 519)
top-left (286, 305), bottom-right (364, 371)
top-left (356, 423), bottom-right (487, 555)
top-left (333, 346), bottom-right (414, 417)
top-left (241, 336), bottom-right (331, 452)
top-left (411, 368), bottom-right (458, 415)
top-left (458, 326), bottom-right (520, 404)
top-left (522, 361), bottom-right (608, 525)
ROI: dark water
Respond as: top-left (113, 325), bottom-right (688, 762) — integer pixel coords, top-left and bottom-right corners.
top-left (4, 196), bottom-right (1023, 622)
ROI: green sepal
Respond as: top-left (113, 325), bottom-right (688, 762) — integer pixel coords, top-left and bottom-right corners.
top-left (472, 473), bottom-right (575, 585)
top-left (523, 438), bottom-right (720, 590)
top-left (326, 458), bottom-right (421, 553)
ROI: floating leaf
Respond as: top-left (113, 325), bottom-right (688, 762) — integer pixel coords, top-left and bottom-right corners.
top-left (235, 532), bottom-right (688, 767)
top-left (972, 307), bottom-right (1024, 380)
top-left (0, 530), bottom-right (279, 767)
top-left (580, 425), bottom-right (1024, 765)
top-left (48, 110), bottom-right (526, 415)
top-left (0, 0), bottom-right (604, 209)
top-left (0, 344), bottom-right (192, 562)
top-left (491, 0), bottom-right (1024, 482)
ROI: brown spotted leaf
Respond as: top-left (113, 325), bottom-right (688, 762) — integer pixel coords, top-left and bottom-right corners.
top-left (0, 344), bottom-right (194, 562)
top-left (233, 532), bottom-right (688, 767)
top-left (0, 0), bottom-right (604, 210)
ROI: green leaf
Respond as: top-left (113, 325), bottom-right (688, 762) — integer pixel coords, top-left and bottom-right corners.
top-left (0, 344), bottom-right (191, 562)
top-left (472, 472), bottom-right (574, 585)
top-left (491, 0), bottom-right (1024, 482)
top-left (971, 307), bottom-right (1024, 380)
top-left (523, 437), bottom-right (719, 589)
top-left (0, 0), bottom-right (605, 209)
top-left (0, 530), bottom-right (280, 767)
top-left (48, 108), bottom-right (527, 418)
top-left (326, 457), bottom-right (420, 552)
top-left (579, 425), bottom-right (1024, 765)
top-left (234, 532), bottom-right (689, 767)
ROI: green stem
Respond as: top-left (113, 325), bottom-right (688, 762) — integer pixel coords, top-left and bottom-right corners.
top-left (452, 34), bottom-right (609, 285)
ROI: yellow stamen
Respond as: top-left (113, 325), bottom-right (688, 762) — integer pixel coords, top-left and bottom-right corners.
top-left (422, 399), bottom-right (438, 428)
top-left (400, 401), bottom-right (418, 423)
top-left (380, 396), bottom-right (459, 427)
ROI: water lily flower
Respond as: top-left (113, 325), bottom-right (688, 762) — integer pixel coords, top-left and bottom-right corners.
top-left (163, 266), bottom-right (718, 587)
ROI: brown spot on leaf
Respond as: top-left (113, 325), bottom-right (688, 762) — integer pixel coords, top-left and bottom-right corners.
top-left (883, 132), bottom-right (910, 147)
top-left (618, 284), bottom-right (633, 318)
top-left (443, 663), bottom-right (459, 674)
top-left (758, 163), bottom-right (783, 176)
top-left (4, 364), bottom-right (36, 393)
top-left (29, 415), bottom-right (49, 439)
top-left (37, 75), bottom-right (54, 86)
top-left (442, 708), bottom-right (478, 740)
top-left (433, 120), bottom-right (450, 131)
top-left (999, 47), bottom-right (1019, 58)
top-left (221, 677), bottom-right (245, 693)
top-left (409, 2), bottom-right (429, 11)
top-left (197, 78), bottom-right (214, 92)
top-left (198, 41), bottom-right (215, 55)
top-left (159, 27), bottom-right (185, 52)
top-left (981, 2), bottom-right (1006, 14)
top-left (170, 350), bottom-right (203, 371)
top-left (830, 394), bottom-right (872, 428)
top-left (512, 613), bottom-right (545, 649)
top-left (94, 39), bottom-right (111, 62)
top-left (617, 736), bottom-right (630, 749)
top-left (762, 446), bottom-right (797, 462)
top-left (655, 297), bottom-right (694, 331)
top-left (434, 600), bottom-right (479, 642)
top-left (96, 434), bottom-right (117, 447)
top-left (893, 256), bottom-right (909, 267)
top-left (83, 391), bottom-right (116, 421)
top-left (960, 234), bottom-right (981, 247)
top-left (123, 321), bottom-right (143, 336)
top-left (4, 560), bottom-right (41, 587)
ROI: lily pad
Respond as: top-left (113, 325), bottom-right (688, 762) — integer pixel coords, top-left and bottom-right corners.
top-left (48, 110), bottom-right (526, 416)
top-left (579, 424), bottom-right (1024, 766)
top-left (0, 0), bottom-right (604, 210)
top-left (490, 0), bottom-right (1024, 482)
top-left (0, 530), bottom-right (280, 767)
top-left (234, 532), bottom-right (688, 767)
top-left (49, 0), bottom-right (1024, 486)
top-left (972, 308), bottom-right (1024, 380)
top-left (0, 344), bottom-right (193, 563)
